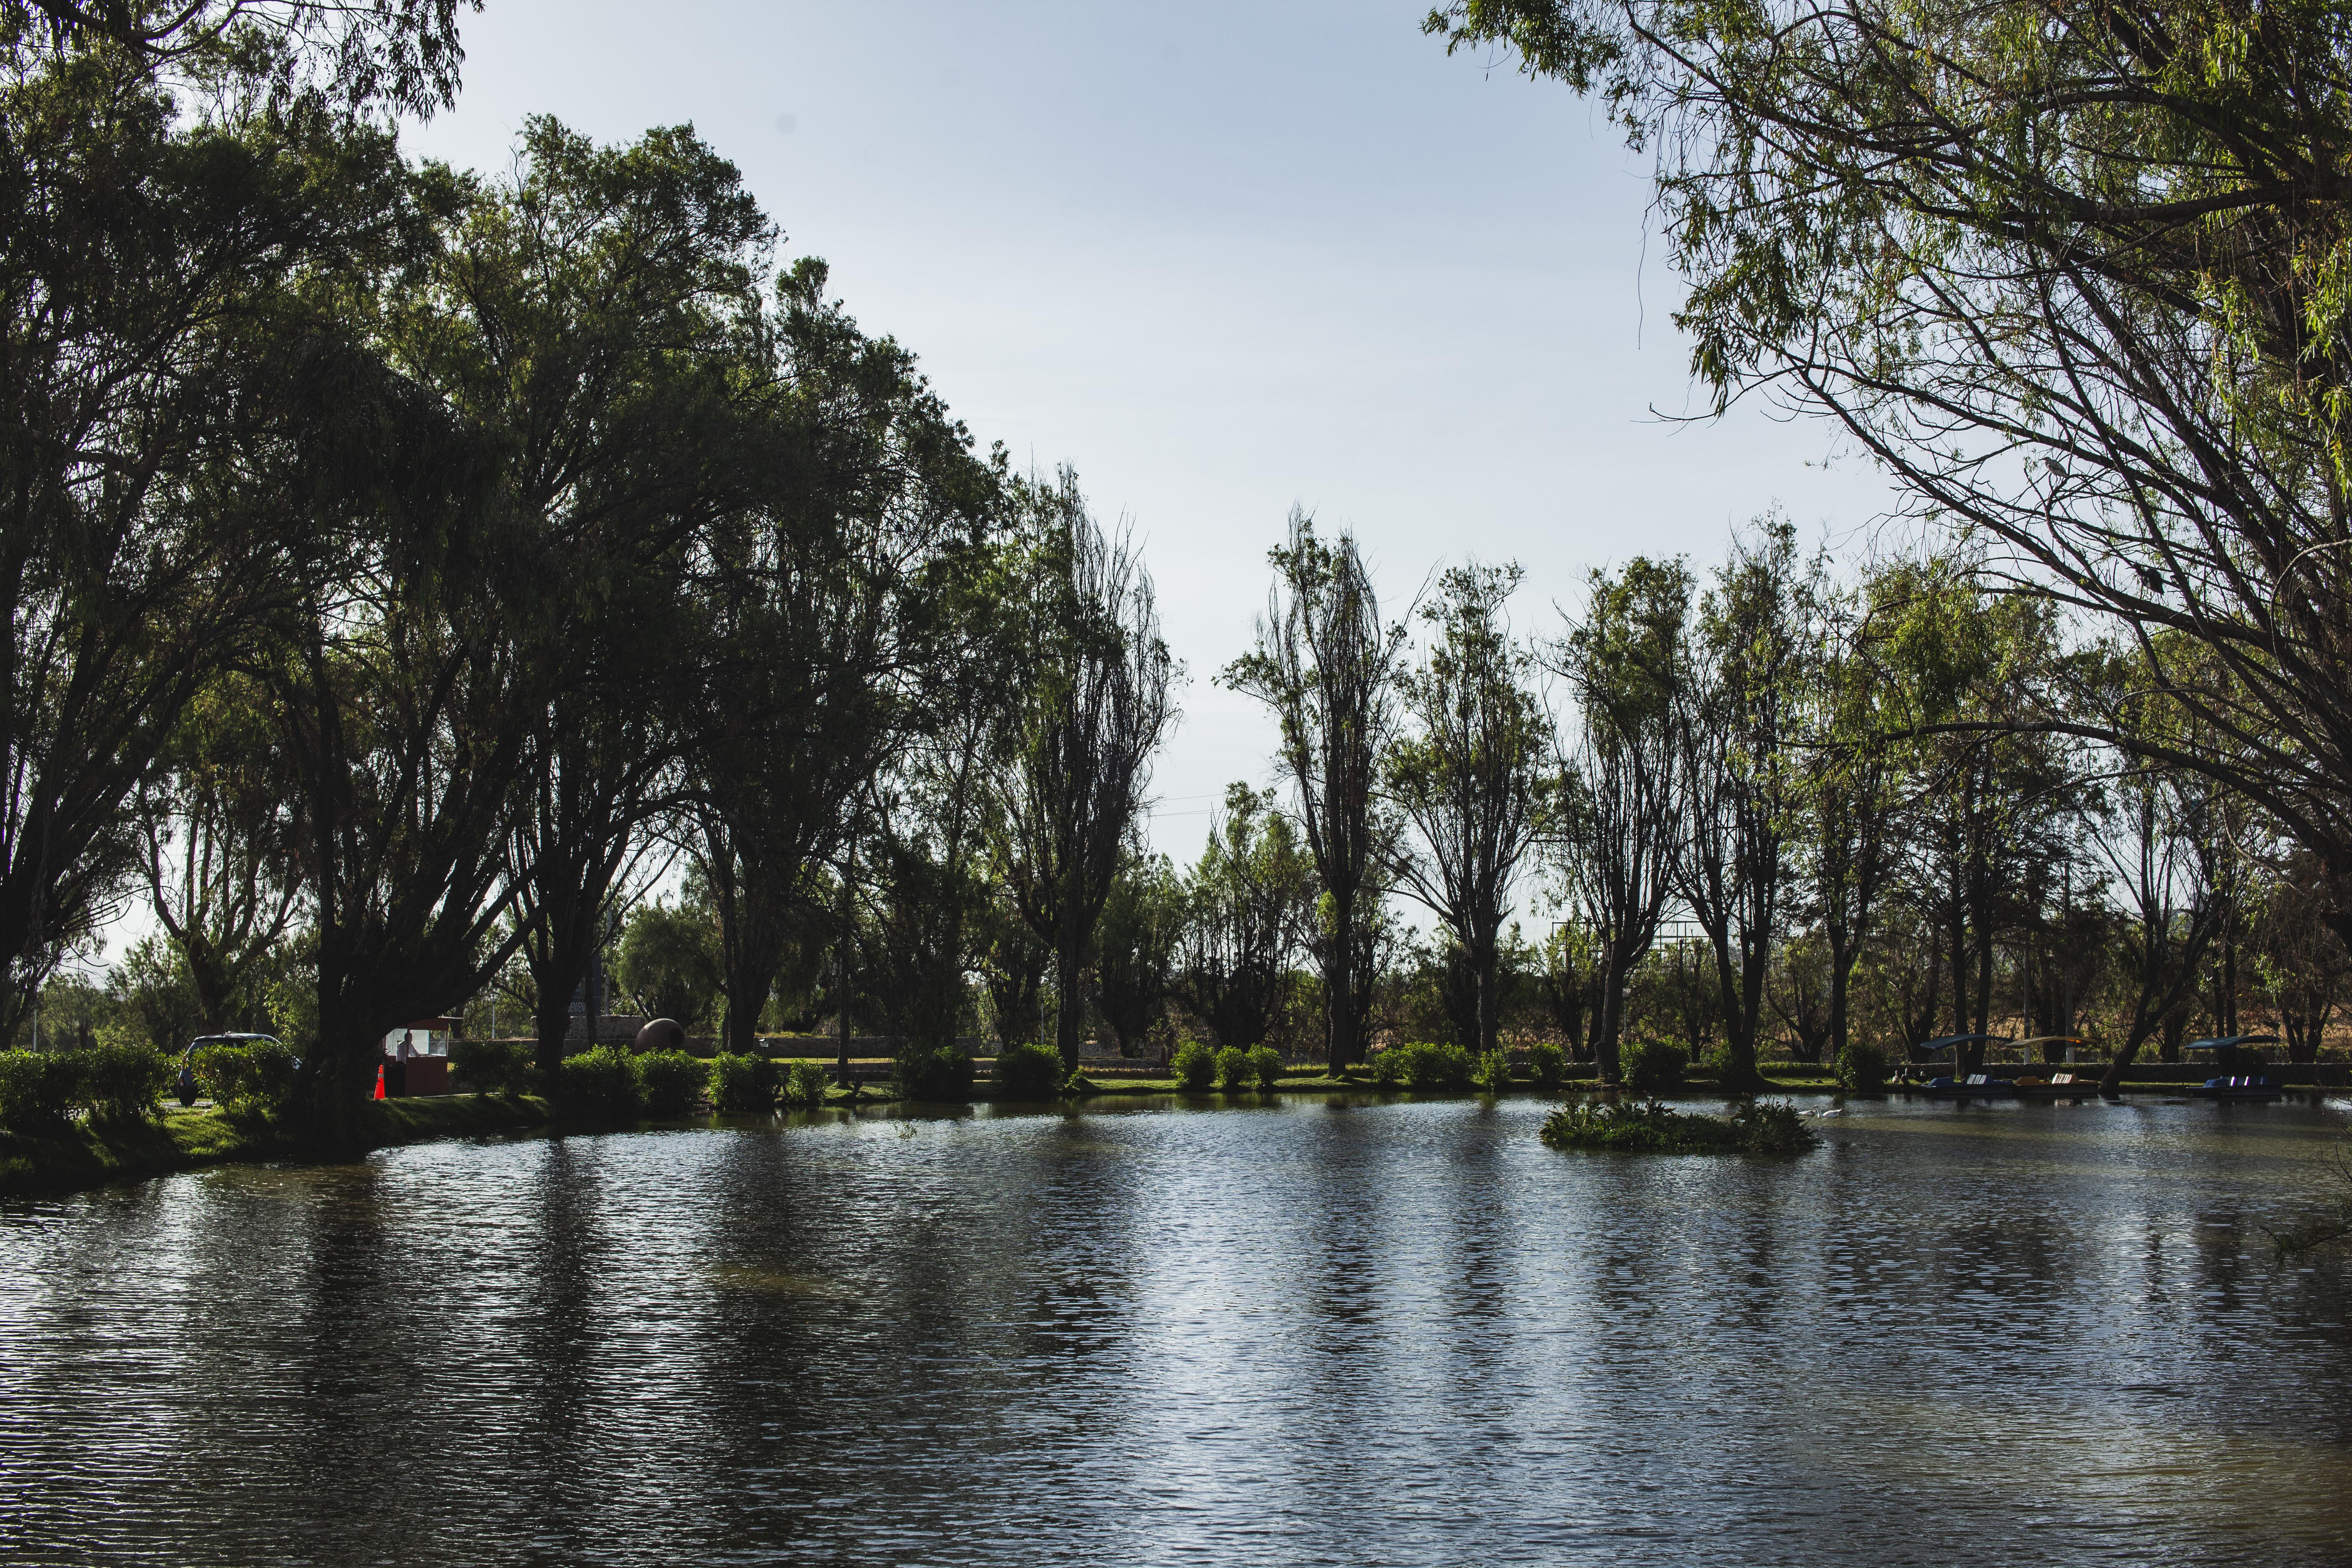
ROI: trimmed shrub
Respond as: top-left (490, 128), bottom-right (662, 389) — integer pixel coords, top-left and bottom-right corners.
top-left (712, 1053), bottom-right (777, 1112)
top-left (1368, 1041), bottom-right (1474, 1091)
top-left (635, 1050), bottom-right (708, 1117)
top-left (897, 1044), bottom-right (975, 1102)
top-left (993, 1042), bottom-right (1062, 1100)
top-left (0, 1050), bottom-right (83, 1132)
top-left (1213, 1045), bottom-right (1250, 1091)
top-left (557, 1044), bottom-right (641, 1118)
top-left (193, 1040), bottom-right (299, 1114)
top-left (780, 1058), bottom-right (832, 1107)
top-left (1527, 1041), bottom-right (1566, 1090)
top-left (1620, 1039), bottom-right (1686, 1096)
top-left (1171, 1039), bottom-right (1215, 1091)
top-left (1834, 1041), bottom-right (1888, 1097)
top-left (1473, 1048), bottom-right (1512, 1092)
top-left (1403, 1040), bottom-right (1474, 1091)
top-left (450, 1038), bottom-right (535, 1096)
top-left (82, 1041), bottom-right (173, 1123)
top-left (1246, 1044), bottom-right (1284, 1090)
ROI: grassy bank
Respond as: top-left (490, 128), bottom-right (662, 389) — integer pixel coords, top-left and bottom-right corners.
top-left (0, 1093), bottom-right (551, 1200)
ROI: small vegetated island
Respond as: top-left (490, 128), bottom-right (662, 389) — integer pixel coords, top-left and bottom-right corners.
top-left (1541, 1097), bottom-right (1819, 1155)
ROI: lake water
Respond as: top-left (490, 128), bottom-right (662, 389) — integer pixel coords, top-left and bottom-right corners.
top-left (4, 1093), bottom-right (2351, 1566)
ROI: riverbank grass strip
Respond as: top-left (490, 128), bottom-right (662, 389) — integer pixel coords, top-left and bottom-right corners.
top-left (0, 1093), bottom-right (551, 1198)
top-left (1540, 1098), bottom-right (1820, 1155)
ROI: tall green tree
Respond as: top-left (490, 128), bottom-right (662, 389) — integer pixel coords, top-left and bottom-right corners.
top-left (1223, 508), bottom-right (1407, 1068)
top-left (1430, 0), bottom-right (2352, 954)
top-left (987, 469), bottom-right (1179, 1070)
top-left (135, 673), bottom-right (303, 1035)
top-left (1092, 850), bottom-right (1183, 1057)
top-left (1174, 785), bottom-right (1314, 1050)
top-left (1675, 519), bottom-right (1808, 1091)
top-left (685, 258), bottom-right (999, 1059)
top-left (448, 117), bottom-right (776, 1074)
top-left (0, 33), bottom-right (416, 1039)
top-left (1387, 562), bottom-right (1554, 1057)
top-left (1553, 556), bottom-right (1689, 1084)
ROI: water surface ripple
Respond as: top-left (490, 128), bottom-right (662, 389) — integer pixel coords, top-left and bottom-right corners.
top-left (4, 1095), bottom-right (2350, 1565)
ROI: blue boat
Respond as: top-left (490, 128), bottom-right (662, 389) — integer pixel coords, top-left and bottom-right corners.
top-left (1910, 1033), bottom-right (2019, 1097)
top-left (2185, 1035), bottom-right (2285, 1101)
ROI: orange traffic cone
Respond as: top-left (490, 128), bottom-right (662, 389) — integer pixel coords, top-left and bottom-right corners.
top-left (372, 1063), bottom-right (386, 1101)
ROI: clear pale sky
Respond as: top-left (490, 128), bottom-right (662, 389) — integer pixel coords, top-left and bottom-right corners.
top-left (402, 0), bottom-right (1899, 866)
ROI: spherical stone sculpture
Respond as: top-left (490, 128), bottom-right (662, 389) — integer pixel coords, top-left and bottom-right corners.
top-left (635, 1018), bottom-right (686, 1052)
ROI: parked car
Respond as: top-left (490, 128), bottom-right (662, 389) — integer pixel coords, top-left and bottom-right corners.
top-left (175, 1033), bottom-right (291, 1106)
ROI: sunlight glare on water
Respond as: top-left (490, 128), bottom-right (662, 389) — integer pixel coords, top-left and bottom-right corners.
top-left (3, 1095), bottom-right (2350, 1566)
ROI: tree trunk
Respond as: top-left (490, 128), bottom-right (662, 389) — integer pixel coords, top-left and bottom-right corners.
top-left (1473, 927), bottom-right (1499, 1057)
top-left (534, 988), bottom-right (573, 1078)
top-left (1327, 884), bottom-right (1357, 1069)
top-left (302, 989), bottom-right (386, 1157)
top-left (1054, 918), bottom-right (1084, 1072)
top-left (1596, 948), bottom-right (1628, 1087)
top-left (1827, 933), bottom-right (1854, 1061)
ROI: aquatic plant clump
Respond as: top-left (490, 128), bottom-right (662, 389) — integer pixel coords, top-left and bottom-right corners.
top-left (1541, 1098), bottom-right (1819, 1155)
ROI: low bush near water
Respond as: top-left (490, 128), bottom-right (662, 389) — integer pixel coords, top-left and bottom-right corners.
top-left (1171, 1039), bottom-right (1215, 1091)
top-left (712, 1052), bottom-right (778, 1112)
top-left (1246, 1044), bottom-right (1283, 1090)
top-left (1526, 1042), bottom-right (1566, 1090)
top-left (635, 1050), bottom-right (708, 1117)
top-left (1620, 1039), bottom-right (1686, 1095)
top-left (80, 1042), bottom-right (174, 1123)
top-left (0, 1050), bottom-right (83, 1131)
top-left (1834, 1041), bottom-right (1888, 1097)
top-left (1541, 1097), bottom-right (1819, 1155)
top-left (1473, 1048), bottom-right (1511, 1092)
top-left (557, 1044), bottom-right (641, 1117)
top-left (1368, 1041), bottom-right (1475, 1091)
top-left (1213, 1045), bottom-right (1250, 1091)
top-left (450, 1038), bottom-right (536, 1096)
top-left (993, 1042), bottom-right (1063, 1100)
top-left (779, 1058), bottom-right (832, 1107)
top-left (898, 1044), bottom-right (974, 1102)
top-left (193, 1040), bottom-right (299, 1114)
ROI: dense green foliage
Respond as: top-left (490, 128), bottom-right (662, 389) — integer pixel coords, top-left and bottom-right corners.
top-left (78, 1042), bottom-right (173, 1124)
top-left (557, 1047), bottom-right (642, 1119)
top-left (711, 1052), bottom-right (778, 1113)
top-left (1619, 1039), bottom-right (1685, 1096)
top-left (11, 1), bottom-right (2352, 1152)
top-left (1370, 1040), bottom-right (1475, 1091)
top-left (192, 1041), bottom-right (299, 1115)
top-left (1540, 1098), bottom-right (1818, 1155)
top-left (1171, 1039), bottom-right (1215, 1091)
top-left (0, 1051), bottom-right (81, 1131)
top-left (1526, 1041), bottom-right (1565, 1089)
top-left (779, 1060), bottom-right (831, 1108)
top-left (1834, 1042), bottom-right (1888, 1098)
top-left (993, 1042), bottom-right (1064, 1100)
top-left (0, 1043), bottom-right (176, 1130)
top-left (449, 1039), bottom-right (535, 1096)
top-left (897, 1043), bottom-right (975, 1102)
top-left (634, 1051), bottom-right (708, 1118)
